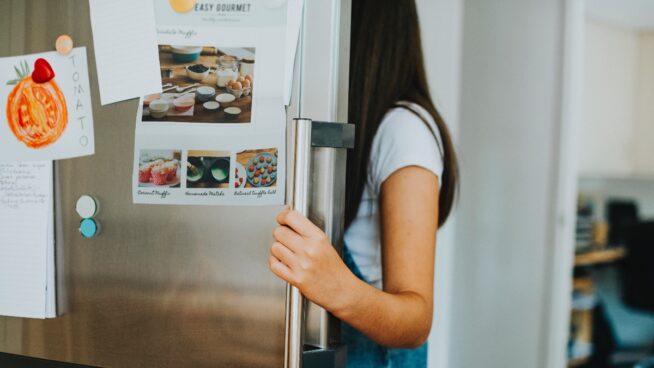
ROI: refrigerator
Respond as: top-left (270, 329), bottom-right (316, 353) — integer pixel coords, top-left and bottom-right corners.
top-left (0, 0), bottom-right (352, 367)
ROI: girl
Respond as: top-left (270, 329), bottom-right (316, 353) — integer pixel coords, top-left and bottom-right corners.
top-left (268, 0), bottom-right (459, 366)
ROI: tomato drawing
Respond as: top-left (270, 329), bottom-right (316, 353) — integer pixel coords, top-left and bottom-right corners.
top-left (6, 58), bottom-right (68, 149)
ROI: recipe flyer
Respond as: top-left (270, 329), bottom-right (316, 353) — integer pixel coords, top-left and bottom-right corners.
top-left (132, 0), bottom-right (287, 206)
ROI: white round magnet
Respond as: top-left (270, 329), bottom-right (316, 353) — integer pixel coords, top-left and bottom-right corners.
top-left (76, 195), bottom-right (98, 218)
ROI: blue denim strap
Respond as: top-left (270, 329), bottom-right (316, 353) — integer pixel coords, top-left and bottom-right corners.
top-left (342, 244), bottom-right (367, 282)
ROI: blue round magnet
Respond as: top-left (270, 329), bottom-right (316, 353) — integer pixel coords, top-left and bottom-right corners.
top-left (79, 218), bottom-right (99, 238)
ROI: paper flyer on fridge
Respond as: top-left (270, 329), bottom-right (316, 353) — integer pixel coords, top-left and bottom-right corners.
top-left (132, 0), bottom-right (288, 206)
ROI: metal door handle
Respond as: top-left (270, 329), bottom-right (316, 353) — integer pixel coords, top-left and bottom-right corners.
top-left (285, 118), bottom-right (354, 368)
top-left (285, 118), bottom-right (313, 368)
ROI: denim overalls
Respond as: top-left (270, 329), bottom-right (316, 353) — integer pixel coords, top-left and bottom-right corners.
top-left (341, 245), bottom-right (428, 368)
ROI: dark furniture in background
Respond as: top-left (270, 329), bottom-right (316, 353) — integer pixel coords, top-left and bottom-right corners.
top-left (621, 221), bottom-right (654, 312)
top-left (607, 200), bottom-right (640, 246)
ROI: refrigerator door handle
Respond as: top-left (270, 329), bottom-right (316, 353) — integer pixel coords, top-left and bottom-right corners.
top-left (285, 118), bottom-right (355, 368)
top-left (285, 118), bottom-right (313, 368)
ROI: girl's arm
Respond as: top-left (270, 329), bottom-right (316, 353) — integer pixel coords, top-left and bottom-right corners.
top-left (269, 166), bottom-right (439, 348)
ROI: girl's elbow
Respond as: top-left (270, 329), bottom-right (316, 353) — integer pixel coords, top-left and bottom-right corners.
top-left (402, 328), bottom-right (430, 349)
top-left (404, 308), bottom-right (433, 348)
top-left (388, 323), bottom-right (432, 349)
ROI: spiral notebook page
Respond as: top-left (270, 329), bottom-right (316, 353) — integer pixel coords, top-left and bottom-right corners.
top-left (0, 162), bottom-right (54, 319)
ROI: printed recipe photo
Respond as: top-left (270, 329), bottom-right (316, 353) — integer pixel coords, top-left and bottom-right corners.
top-left (235, 148), bottom-right (278, 188)
top-left (141, 45), bottom-right (255, 125)
top-left (138, 150), bottom-right (181, 188)
top-left (186, 150), bottom-right (231, 189)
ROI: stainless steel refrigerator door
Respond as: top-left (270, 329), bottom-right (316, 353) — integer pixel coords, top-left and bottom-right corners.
top-left (0, 1), bottom-right (287, 367)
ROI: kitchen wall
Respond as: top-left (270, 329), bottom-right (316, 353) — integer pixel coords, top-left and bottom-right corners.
top-left (579, 22), bottom-right (654, 222)
top-left (450, 0), bottom-right (569, 367)
top-left (580, 21), bottom-right (654, 177)
top-left (635, 32), bottom-right (654, 174)
top-left (580, 20), bottom-right (639, 177)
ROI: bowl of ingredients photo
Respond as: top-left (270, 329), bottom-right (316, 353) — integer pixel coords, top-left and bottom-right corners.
top-left (216, 93), bottom-right (236, 104)
top-left (186, 64), bottom-right (210, 82)
top-left (149, 100), bottom-right (170, 119)
top-left (196, 86), bottom-right (216, 102)
top-left (210, 158), bottom-right (230, 183)
top-left (170, 46), bottom-right (202, 63)
top-left (224, 106), bottom-right (241, 120)
top-left (186, 158), bottom-right (205, 183)
top-left (173, 94), bottom-right (195, 112)
top-left (203, 101), bottom-right (220, 111)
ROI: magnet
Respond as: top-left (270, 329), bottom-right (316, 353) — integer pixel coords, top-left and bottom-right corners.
top-left (55, 35), bottom-right (73, 55)
top-left (76, 195), bottom-right (99, 218)
top-left (169, 0), bottom-right (197, 13)
top-left (79, 218), bottom-right (100, 238)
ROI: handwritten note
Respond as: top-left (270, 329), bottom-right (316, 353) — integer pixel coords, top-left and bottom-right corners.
top-left (89, 0), bottom-right (162, 105)
top-left (0, 161), bottom-right (54, 319)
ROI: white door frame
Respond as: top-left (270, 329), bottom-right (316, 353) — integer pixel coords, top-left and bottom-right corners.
top-left (542, 0), bottom-right (585, 367)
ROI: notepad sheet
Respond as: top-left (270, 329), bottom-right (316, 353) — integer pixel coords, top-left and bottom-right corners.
top-left (0, 162), bottom-right (53, 319)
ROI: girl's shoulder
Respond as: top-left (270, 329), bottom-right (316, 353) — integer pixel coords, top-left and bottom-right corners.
top-left (368, 102), bottom-right (444, 193)
top-left (374, 102), bottom-right (443, 157)
top-left (380, 102), bottom-right (440, 137)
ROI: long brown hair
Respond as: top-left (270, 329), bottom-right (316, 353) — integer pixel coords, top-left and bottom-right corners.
top-left (346, 0), bottom-right (459, 229)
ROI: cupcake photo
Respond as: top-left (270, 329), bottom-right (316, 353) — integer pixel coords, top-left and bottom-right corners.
top-left (137, 150), bottom-right (181, 188)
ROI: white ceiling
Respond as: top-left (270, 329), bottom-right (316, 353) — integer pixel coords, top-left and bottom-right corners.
top-left (586, 0), bottom-right (654, 30)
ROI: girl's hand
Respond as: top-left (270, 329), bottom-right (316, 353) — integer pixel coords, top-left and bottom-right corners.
top-left (269, 208), bottom-right (356, 314)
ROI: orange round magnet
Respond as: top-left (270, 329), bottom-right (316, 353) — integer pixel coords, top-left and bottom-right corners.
top-left (169, 0), bottom-right (197, 13)
top-left (55, 35), bottom-right (73, 55)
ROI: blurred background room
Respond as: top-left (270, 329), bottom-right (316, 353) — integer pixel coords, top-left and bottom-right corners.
top-left (418, 0), bottom-right (654, 367)
top-left (570, 0), bottom-right (654, 366)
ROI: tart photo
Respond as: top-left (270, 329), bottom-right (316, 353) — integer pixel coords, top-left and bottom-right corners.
top-left (235, 148), bottom-right (278, 188)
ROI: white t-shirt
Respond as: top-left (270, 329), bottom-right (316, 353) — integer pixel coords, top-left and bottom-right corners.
top-left (343, 102), bottom-right (444, 289)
